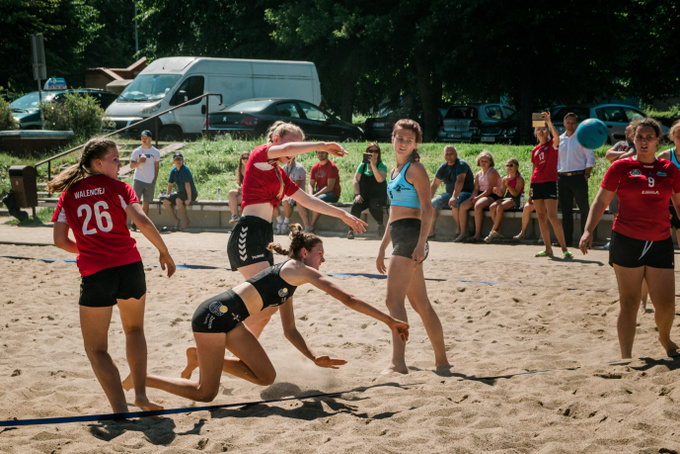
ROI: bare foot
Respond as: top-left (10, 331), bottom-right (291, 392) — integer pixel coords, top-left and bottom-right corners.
top-left (181, 219), bottom-right (191, 230)
top-left (435, 365), bottom-right (454, 377)
top-left (134, 395), bottom-right (164, 412)
top-left (380, 363), bottom-right (408, 375)
top-left (122, 374), bottom-right (133, 391)
top-left (181, 346), bottom-right (199, 379)
top-left (660, 339), bottom-right (679, 357)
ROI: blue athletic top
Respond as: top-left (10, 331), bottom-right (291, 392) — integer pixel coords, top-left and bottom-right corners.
top-left (387, 162), bottom-right (421, 209)
top-left (246, 260), bottom-right (297, 308)
top-left (670, 148), bottom-right (679, 169)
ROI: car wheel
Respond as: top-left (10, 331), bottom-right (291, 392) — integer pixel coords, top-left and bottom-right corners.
top-left (159, 126), bottom-right (182, 141)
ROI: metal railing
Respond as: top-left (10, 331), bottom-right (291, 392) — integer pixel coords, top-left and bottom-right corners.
top-left (35, 92), bottom-right (223, 181)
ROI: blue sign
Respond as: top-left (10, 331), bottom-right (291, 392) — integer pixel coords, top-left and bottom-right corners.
top-left (44, 78), bottom-right (67, 90)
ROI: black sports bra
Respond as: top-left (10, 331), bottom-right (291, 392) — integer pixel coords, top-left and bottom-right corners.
top-left (246, 260), bottom-right (297, 308)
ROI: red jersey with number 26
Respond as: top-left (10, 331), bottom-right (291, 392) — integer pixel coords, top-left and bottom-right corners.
top-left (602, 157), bottom-right (680, 241)
top-left (531, 141), bottom-right (559, 183)
top-left (51, 174), bottom-right (141, 276)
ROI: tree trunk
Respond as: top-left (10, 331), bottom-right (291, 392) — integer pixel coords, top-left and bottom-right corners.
top-left (414, 52), bottom-right (441, 142)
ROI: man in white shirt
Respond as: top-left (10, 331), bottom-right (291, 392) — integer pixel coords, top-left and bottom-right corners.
top-left (558, 113), bottom-right (596, 246)
top-left (130, 130), bottom-right (161, 219)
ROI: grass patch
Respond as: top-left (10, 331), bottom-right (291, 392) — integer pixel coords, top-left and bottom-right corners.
top-left (2, 136), bottom-right (613, 206)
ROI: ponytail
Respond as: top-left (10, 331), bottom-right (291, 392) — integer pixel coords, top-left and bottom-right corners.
top-left (268, 223), bottom-right (322, 259)
top-left (47, 138), bottom-right (117, 193)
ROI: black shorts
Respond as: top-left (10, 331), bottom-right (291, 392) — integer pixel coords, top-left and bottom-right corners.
top-left (192, 289), bottom-right (250, 334)
top-left (609, 231), bottom-right (674, 269)
top-left (669, 203), bottom-right (680, 229)
top-left (79, 261), bottom-right (146, 307)
top-left (227, 216), bottom-right (275, 270)
top-left (530, 181), bottom-right (558, 200)
top-left (390, 218), bottom-right (429, 260)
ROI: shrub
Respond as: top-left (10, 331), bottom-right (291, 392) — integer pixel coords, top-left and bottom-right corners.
top-left (42, 92), bottom-right (105, 138)
top-left (645, 106), bottom-right (680, 129)
top-left (0, 92), bottom-right (18, 130)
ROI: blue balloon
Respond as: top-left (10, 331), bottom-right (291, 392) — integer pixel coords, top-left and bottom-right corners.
top-left (575, 119), bottom-right (608, 149)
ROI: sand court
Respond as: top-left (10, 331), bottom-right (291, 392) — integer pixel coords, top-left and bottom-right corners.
top-left (1, 224), bottom-right (680, 452)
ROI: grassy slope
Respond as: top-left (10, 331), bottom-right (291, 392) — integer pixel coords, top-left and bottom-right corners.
top-left (1, 137), bottom-right (614, 207)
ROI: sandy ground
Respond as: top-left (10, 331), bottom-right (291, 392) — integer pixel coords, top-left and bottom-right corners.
top-left (1, 223), bottom-right (680, 453)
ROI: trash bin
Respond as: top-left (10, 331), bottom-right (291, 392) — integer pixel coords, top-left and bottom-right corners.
top-left (9, 165), bottom-right (38, 208)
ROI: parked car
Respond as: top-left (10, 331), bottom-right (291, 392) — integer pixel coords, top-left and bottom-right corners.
top-left (204, 98), bottom-right (364, 141)
top-left (550, 104), bottom-right (668, 144)
top-left (10, 89), bottom-right (119, 129)
top-left (479, 110), bottom-right (521, 144)
top-left (364, 107), bottom-right (446, 141)
top-left (438, 103), bottom-right (516, 143)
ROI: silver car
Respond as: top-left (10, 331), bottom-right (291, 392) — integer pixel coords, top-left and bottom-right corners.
top-left (551, 104), bottom-right (667, 144)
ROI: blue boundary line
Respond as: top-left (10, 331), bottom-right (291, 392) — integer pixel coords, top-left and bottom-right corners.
top-left (0, 256), bottom-right (524, 285)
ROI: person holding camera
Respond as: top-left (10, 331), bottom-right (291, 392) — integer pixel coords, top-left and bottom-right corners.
top-left (348, 143), bottom-right (388, 239)
top-left (162, 152), bottom-right (198, 231)
top-left (129, 130), bottom-right (160, 229)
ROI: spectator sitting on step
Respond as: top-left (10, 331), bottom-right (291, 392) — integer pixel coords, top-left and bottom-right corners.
top-left (348, 143), bottom-right (388, 239)
top-left (307, 150), bottom-right (341, 232)
top-left (162, 152), bottom-right (198, 231)
top-left (228, 151), bottom-right (250, 224)
top-left (485, 158), bottom-right (525, 242)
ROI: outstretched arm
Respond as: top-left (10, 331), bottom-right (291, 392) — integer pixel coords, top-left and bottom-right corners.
top-left (301, 267), bottom-right (409, 342)
top-left (290, 189), bottom-right (367, 233)
top-left (268, 142), bottom-right (349, 160)
top-left (278, 298), bottom-right (347, 369)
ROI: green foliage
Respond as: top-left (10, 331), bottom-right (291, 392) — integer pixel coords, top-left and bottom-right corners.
top-left (0, 92), bottom-right (19, 130)
top-left (42, 92), bottom-right (105, 138)
top-left (645, 106), bottom-right (680, 129)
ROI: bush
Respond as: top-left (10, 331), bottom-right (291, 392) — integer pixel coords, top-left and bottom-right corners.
top-left (0, 92), bottom-right (18, 130)
top-left (42, 92), bottom-right (105, 138)
top-left (645, 106), bottom-right (680, 129)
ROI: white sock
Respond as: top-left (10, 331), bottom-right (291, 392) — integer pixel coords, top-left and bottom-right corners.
top-left (283, 217), bottom-right (290, 224)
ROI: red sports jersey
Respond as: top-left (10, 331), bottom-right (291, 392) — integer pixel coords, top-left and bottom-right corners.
top-left (602, 157), bottom-right (680, 241)
top-left (241, 144), bottom-right (300, 209)
top-left (310, 160), bottom-right (341, 197)
top-left (51, 174), bottom-right (141, 276)
top-left (531, 141), bottom-right (559, 183)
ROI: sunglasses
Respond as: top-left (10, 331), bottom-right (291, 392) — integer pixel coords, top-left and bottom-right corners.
top-left (506, 164), bottom-right (516, 167)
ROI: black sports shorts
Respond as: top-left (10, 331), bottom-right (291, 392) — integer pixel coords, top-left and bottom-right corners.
top-left (79, 261), bottom-right (146, 307)
top-left (530, 181), bottom-right (558, 200)
top-left (390, 218), bottom-right (429, 260)
top-left (609, 230), bottom-right (674, 269)
top-left (192, 289), bottom-right (250, 334)
top-left (227, 215), bottom-right (275, 270)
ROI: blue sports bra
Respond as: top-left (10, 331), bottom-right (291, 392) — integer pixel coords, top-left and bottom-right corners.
top-left (246, 260), bottom-right (297, 308)
top-left (387, 162), bottom-right (421, 209)
top-left (670, 148), bottom-right (680, 169)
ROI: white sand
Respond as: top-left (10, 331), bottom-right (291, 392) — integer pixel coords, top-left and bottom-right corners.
top-left (1, 224), bottom-right (679, 453)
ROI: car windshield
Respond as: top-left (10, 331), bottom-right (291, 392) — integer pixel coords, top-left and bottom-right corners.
top-left (117, 74), bottom-right (181, 102)
top-left (445, 106), bottom-right (477, 119)
top-left (222, 99), bottom-right (273, 113)
top-left (10, 91), bottom-right (60, 112)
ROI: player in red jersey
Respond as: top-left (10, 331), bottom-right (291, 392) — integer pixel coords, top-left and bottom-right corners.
top-left (48, 137), bottom-right (176, 413)
top-left (227, 121), bottom-right (367, 338)
top-left (530, 111), bottom-right (572, 258)
top-left (580, 118), bottom-right (680, 359)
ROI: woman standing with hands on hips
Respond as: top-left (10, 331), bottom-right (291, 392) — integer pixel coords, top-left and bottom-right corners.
top-left (376, 119), bottom-right (450, 374)
top-left (579, 118), bottom-right (680, 359)
top-left (227, 121), bottom-right (367, 338)
top-left (48, 137), bottom-right (176, 413)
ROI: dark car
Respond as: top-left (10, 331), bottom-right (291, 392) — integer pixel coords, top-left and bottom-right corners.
top-left (204, 98), bottom-right (364, 141)
top-left (10, 89), bottom-right (119, 129)
top-left (479, 110), bottom-right (521, 144)
top-left (438, 103), bottom-right (517, 143)
top-left (363, 105), bottom-right (446, 141)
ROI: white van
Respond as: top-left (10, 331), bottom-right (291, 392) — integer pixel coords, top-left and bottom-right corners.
top-left (104, 57), bottom-right (321, 140)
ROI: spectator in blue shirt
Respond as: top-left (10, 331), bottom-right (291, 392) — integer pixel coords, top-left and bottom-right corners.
top-left (428, 145), bottom-right (474, 238)
top-left (162, 152), bottom-right (198, 230)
